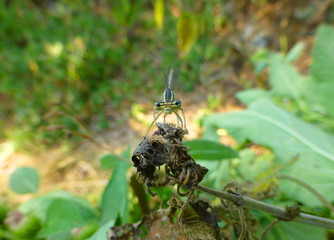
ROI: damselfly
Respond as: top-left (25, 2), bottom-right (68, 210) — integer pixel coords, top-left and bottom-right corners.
top-left (146, 68), bottom-right (187, 135)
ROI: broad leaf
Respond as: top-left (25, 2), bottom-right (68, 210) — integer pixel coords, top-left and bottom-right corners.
top-left (203, 99), bottom-right (334, 206)
top-left (184, 139), bottom-right (238, 161)
top-left (19, 191), bottom-right (96, 222)
top-left (257, 213), bottom-right (327, 240)
top-left (38, 198), bottom-right (97, 238)
top-left (9, 167), bottom-right (40, 194)
top-left (99, 149), bottom-right (130, 225)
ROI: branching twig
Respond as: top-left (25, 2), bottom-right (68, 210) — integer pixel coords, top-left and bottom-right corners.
top-left (196, 185), bottom-right (334, 229)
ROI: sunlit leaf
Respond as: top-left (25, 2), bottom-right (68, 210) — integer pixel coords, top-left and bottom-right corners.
top-left (154, 0), bottom-right (164, 30)
top-left (9, 167), bottom-right (40, 194)
top-left (184, 139), bottom-right (238, 161)
top-left (203, 99), bottom-right (334, 206)
top-left (177, 11), bottom-right (198, 58)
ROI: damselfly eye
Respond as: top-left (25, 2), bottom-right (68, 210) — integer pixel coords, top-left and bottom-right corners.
top-left (154, 102), bottom-right (163, 110)
top-left (175, 99), bottom-right (181, 106)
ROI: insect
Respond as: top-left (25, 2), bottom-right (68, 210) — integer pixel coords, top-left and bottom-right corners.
top-left (146, 68), bottom-right (188, 135)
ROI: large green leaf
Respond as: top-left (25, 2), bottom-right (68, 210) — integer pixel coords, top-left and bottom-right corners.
top-left (184, 139), bottom-right (238, 161)
top-left (19, 191), bottom-right (97, 222)
top-left (9, 167), bottom-right (40, 194)
top-left (18, 191), bottom-right (97, 239)
top-left (257, 213), bottom-right (327, 240)
top-left (38, 198), bottom-right (97, 238)
top-left (269, 222), bottom-right (326, 240)
top-left (203, 99), bottom-right (334, 206)
top-left (99, 150), bottom-right (130, 225)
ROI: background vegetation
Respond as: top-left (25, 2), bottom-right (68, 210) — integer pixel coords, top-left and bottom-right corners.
top-left (1, 0), bottom-right (334, 239)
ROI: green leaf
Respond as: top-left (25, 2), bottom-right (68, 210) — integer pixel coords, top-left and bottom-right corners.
top-left (268, 54), bottom-right (305, 100)
top-left (251, 49), bottom-right (269, 73)
top-left (285, 42), bottom-right (304, 62)
top-left (99, 149), bottom-right (130, 225)
top-left (311, 24), bottom-right (334, 83)
top-left (301, 76), bottom-right (334, 116)
top-left (184, 139), bottom-right (238, 161)
top-left (203, 99), bottom-right (334, 206)
top-left (19, 191), bottom-right (97, 222)
top-left (236, 88), bottom-right (270, 105)
top-left (9, 167), bottom-right (40, 194)
top-left (99, 153), bottom-right (124, 169)
top-left (88, 220), bottom-right (115, 240)
top-left (38, 198), bottom-right (97, 238)
top-left (18, 191), bottom-right (97, 239)
top-left (257, 213), bottom-right (327, 240)
top-left (254, 60), bottom-right (268, 73)
top-left (271, 222), bottom-right (326, 240)
top-left (301, 24), bottom-right (334, 116)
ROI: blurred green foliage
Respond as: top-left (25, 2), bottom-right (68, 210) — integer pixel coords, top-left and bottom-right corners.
top-left (0, 0), bottom-right (227, 147)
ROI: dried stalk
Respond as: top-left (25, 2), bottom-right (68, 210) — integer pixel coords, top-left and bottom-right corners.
top-left (196, 185), bottom-right (334, 229)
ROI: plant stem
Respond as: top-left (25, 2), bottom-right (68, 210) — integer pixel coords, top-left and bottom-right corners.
top-left (196, 184), bottom-right (334, 229)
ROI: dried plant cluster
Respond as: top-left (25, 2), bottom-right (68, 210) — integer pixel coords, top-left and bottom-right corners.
top-left (132, 123), bottom-right (208, 196)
